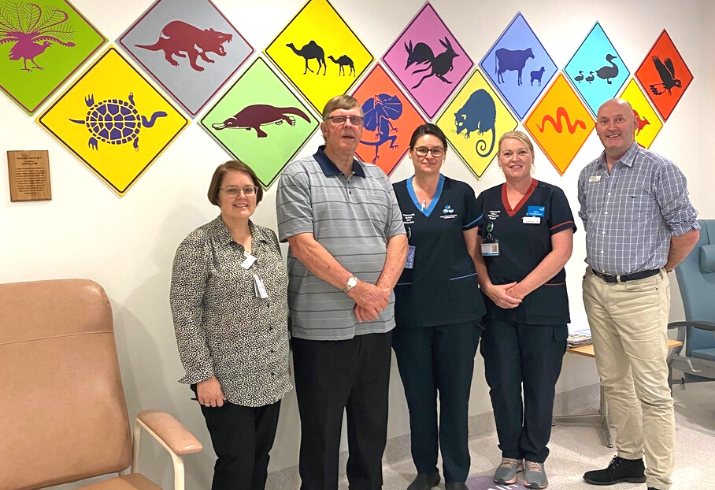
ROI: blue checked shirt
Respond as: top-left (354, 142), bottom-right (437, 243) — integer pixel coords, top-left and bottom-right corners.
top-left (578, 142), bottom-right (699, 275)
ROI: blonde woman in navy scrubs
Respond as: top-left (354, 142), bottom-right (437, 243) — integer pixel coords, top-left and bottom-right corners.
top-left (472, 131), bottom-right (575, 489)
top-left (392, 124), bottom-right (486, 490)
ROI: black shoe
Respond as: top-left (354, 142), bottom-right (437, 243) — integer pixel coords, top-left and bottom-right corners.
top-left (583, 456), bottom-right (646, 485)
top-left (407, 472), bottom-right (440, 490)
top-left (445, 483), bottom-right (469, 490)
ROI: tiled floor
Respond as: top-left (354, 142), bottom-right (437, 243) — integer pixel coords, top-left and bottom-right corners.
top-left (268, 378), bottom-right (715, 490)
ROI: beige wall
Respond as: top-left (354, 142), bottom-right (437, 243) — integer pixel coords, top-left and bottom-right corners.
top-left (1, 1), bottom-right (712, 489)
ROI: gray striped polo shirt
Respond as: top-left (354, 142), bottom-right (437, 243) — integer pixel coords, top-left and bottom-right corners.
top-left (276, 147), bottom-right (405, 340)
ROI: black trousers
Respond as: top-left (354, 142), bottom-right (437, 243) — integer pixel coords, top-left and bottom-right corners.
top-left (291, 332), bottom-right (392, 490)
top-left (480, 320), bottom-right (567, 463)
top-left (198, 396), bottom-right (281, 490)
top-left (392, 322), bottom-right (481, 483)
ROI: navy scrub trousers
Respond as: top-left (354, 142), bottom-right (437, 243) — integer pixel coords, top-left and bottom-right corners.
top-left (392, 321), bottom-right (482, 483)
top-left (480, 321), bottom-right (567, 463)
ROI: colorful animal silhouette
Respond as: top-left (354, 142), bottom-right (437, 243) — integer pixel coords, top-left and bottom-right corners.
top-left (136, 21), bottom-right (232, 72)
top-left (328, 55), bottom-right (355, 76)
top-left (286, 41), bottom-right (326, 75)
top-left (595, 54), bottom-right (619, 84)
top-left (0, 2), bottom-right (75, 72)
top-left (536, 107), bottom-right (586, 134)
top-left (404, 40), bottom-right (433, 70)
top-left (454, 89), bottom-right (496, 157)
top-left (633, 109), bottom-right (650, 135)
top-left (585, 71), bottom-right (595, 83)
top-left (530, 66), bottom-right (545, 86)
top-left (574, 70), bottom-right (584, 83)
top-left (649, 56), bottom-right (682, 95)
top-left (495, 47), bottom-right (534, 85)
top-left (411, 38), bottom-right (459, 89)
top-left (212, 104), bottom-right (310, 138)
top-left (359, 94), bottom-right (402, 164)
top-left (69, 93), bottom-right (167, 151)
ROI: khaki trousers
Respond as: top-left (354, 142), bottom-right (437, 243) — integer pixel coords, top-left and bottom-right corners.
top-left (582, 268), bottom-right (674, 490)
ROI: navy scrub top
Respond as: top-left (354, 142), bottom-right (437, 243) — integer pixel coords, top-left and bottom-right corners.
top-left (393, 174), bottom-right (486, 328)
top-left (475, 178), bottom-right (577, 325)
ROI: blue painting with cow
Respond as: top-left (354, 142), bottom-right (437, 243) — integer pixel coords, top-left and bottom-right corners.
top-left (563, 22), bottom-right (630, 117)
top-left (479, 12), bottom-right (557, 120)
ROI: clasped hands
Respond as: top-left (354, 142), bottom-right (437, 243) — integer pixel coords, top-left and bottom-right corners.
top-left (347, 280), bottom-right (390, 323)
top-left (485, 281), bottom-right (525, 309)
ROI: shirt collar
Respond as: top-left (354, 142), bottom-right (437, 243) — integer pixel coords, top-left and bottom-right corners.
top-left (212, 216), bottom-right (269, 246)
top-left (598, 141), bottom-right (639, 170)
top-left (314, 145), bottom-right (366, 178)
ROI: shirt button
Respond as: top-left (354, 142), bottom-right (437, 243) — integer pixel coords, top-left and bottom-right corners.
top-left (604, 211), bottom-right (608, 215)
top-left (600, 250), bottom-right (604, 254)
top-left (602, 231), bottom-right (606, 234)
top-left (608, 192), bottom-right (611, 196)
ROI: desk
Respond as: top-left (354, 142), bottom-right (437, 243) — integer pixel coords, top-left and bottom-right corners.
top-left (553, 339), bottom-right (682, 448)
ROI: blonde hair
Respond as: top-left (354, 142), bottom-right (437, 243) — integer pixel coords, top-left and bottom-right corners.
top-left (498, 130), bottom-right (536, 174)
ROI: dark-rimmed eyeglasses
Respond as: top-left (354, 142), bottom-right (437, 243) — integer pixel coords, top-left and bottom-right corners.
top-left (413, 146), bottom-right (445, 157)
top-left (325, 115), bottom-right (364, 126)
top-left (220, 185), bottom-right (258, 197)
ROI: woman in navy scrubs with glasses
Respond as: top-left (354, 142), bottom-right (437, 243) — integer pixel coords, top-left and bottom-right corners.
top-left (472, 131), bottom-right (575, 490)
top-left (392, 123), bottom-right (486, 490)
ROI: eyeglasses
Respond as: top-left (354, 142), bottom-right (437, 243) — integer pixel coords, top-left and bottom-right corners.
top-left (220, 185), bottom-right (258, 197)
top-left (414, 146), bottom-right (445, 157)
top-left (325, 115), bottom-right (364, 126)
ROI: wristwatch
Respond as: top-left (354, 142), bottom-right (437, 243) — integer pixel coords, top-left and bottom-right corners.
top-left (343, 276), bottom-right (358, 293)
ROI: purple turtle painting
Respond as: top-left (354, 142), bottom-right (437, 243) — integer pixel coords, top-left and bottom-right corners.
top-left (382, 2), bottom-right (473, 120)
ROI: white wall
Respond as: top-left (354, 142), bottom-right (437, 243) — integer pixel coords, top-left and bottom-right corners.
top-left (1, 1), bottom-right (712, 489)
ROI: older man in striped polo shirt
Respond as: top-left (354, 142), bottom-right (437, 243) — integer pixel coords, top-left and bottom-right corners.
top-left (277, 95), bottom-right (408, 490)
top-left (578, 98), bottom-right (699, 490)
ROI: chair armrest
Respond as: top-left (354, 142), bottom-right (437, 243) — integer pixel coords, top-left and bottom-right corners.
top-left (137, 409), bottom-right (203, 455)
top-left (131, 409), bottom-right (202, 490)
top-left (668, 321), bottom-right (715, 332)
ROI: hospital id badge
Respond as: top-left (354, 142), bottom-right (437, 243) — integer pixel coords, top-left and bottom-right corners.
top-left (481, 239), bottom-right (499, 256)
top-left (405, 245), bottom-right (416, 269)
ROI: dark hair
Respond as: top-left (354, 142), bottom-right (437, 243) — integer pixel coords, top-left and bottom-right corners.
top-left (409, 123), bottom-right (448, 150)
top-left (207, 160), bottom-right (263, 205)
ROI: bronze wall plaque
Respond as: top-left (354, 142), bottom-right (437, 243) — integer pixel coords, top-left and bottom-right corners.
top-left (7, 150), bottom-right (52, 202)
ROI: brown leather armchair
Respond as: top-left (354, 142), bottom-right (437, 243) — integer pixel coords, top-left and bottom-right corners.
top-left (0, 279), bottom-right (203, 490)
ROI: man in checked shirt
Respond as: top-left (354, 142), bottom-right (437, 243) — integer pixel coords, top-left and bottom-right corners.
top-left (578, 98), bottom-right (699, 490)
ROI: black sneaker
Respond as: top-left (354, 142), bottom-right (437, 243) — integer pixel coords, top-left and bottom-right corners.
top-left (583, 456), bottom-right (646, 485)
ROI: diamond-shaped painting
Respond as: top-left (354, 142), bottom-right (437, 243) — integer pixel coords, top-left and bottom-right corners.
top-left (351, 64), bottom-right (425, 175)
top-left (200, 57), bottom-right (318, 188)
top-left (619, 78), bottom-right (662, 149)
top-left (478, 12), bottom-right (557, 121)
top-left (264, 0), bottom-right (372, 115)
top-left (524, 73), bottom-right (594, 175)
top-left (634, 30), bottom-right (692, 121)
top-left (381, 2), bottom-right (473, 120)
top-left (118, 0), bottom-right (253, 118)
top-left (38, 47), bottom-right (187, 196)
top-left (435, 69), bottom-right (517, 179)
top-left (564, 22), bottom-right (629, 117)
top-left (0, 0), bottom-right (106, 114)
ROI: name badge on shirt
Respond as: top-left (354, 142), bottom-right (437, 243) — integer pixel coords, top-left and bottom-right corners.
top-left (589, 175), bottom-right (601, 183)
top-left (523, 216), bottom-right (541, 224)
top-left (405, 245), bottom-right (416, 269)
top-left (253, 274), bottom-right (268, 299)
top-left (481, 239), bottom-right (500, 256)
top-left (241, 254), bottom-right (257, 269)
top-left (526, 206), bottom-right (545, 217)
